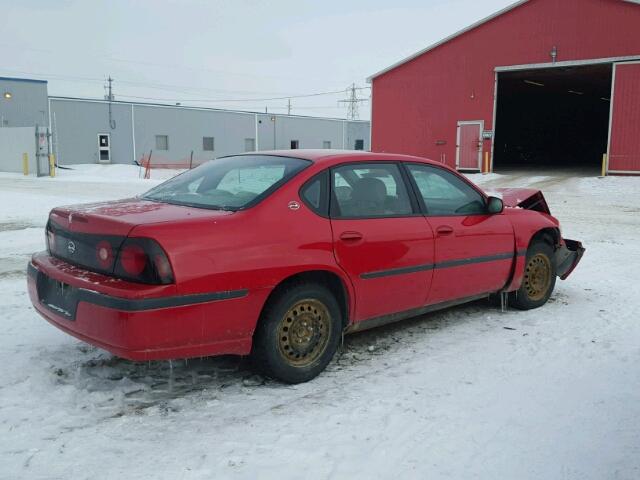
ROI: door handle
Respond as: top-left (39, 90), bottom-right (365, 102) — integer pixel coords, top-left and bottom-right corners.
top-left (339, 231), bottom-right (364, 241)
top-left (436, 225), bottom-right (454, 236)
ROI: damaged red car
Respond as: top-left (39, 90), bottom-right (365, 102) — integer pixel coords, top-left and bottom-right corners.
top-left (27, 151), bottom-right (584, 383)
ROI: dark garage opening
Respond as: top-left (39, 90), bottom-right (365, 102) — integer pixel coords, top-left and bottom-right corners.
top-left (493, 64), bottom-right (613, 173)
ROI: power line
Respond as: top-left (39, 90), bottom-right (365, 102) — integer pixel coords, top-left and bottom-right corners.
top-left (339, 83), bottom-right (369, 120)
top-left (0, 66), bottom-right (372, 114)
top-left (114, 88), bottom-right (368, 104)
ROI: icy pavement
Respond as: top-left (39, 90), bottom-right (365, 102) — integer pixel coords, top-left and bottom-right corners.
top-left (1, 166), bottom-right (639, 480)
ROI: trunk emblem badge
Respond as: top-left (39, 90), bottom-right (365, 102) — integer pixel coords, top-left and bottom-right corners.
top-left (288, 201), bottom-right (300, 211)
top-left (67, 241), bottom-right (76, 255)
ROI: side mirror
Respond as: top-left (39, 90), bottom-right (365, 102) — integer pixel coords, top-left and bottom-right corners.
top-left (487, 196), bottom-right (504, 214)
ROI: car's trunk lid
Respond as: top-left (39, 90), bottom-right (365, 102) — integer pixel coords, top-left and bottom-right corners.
top-left (49, 198), bottom-right (232, 235)
top-left (47, 198), bottom-right (233, 275)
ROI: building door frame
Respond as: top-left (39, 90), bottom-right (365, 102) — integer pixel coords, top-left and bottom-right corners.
top-left (456, 120), bottom-right (484, 171)
top-left (98, 133), bottom-right (111, 164)
top-left (491, 54), bottom-right (640, 173)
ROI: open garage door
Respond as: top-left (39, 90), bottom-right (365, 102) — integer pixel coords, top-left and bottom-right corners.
top-left (493, 64), bottom-right (612, 174)
top-left (607, 62), bottom-right (640, 174)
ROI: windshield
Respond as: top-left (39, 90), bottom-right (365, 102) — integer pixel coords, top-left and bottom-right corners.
top-left (143, 155), bottom-right (311, 210)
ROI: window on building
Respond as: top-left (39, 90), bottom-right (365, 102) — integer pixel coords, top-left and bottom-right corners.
top-left (290, 140), bottom-right (299, 149)
top-left (323, 141), bottom-right (332, 149)
top-left (244, 138), bottom-right (256, 152)
top-left (354, 139), bottom-right (365, 150)
top-left (155, 135), bottom-right (169, 151)
top-left (203, 136), bottom-right (215, 151)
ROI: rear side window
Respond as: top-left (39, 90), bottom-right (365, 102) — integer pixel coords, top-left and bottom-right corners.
top-left (300, 171), bottom-right (328, 216)
top-left (406, 164), bottom-right (486, 215)
top-left (331, 163), bottom-right (413, 218)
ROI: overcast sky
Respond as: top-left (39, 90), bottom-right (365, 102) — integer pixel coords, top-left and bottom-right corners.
top-left (1, 0), bottom-right (514, 120)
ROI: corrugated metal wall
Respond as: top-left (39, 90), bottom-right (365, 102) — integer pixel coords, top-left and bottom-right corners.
top-left (0, 127), bottom-right (37, 173)
top-left (371, 0), bottom-right (640, 171)
top-left (51, 99), bottom-right (133, 165)
top-left (50, 98), bottom-right (370, 166)
top-left (132, 104), bottom-right (255, 164)
top-left (0, 78), bottom-right (49, 128)
top-left (608, 62), bottom-right (640, 173)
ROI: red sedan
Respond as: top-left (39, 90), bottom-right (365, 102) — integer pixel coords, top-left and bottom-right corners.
top-left (28, 151), bottom-right (584, 383)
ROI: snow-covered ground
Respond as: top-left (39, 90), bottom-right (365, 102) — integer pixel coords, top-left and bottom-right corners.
top-left (1, 165), bottom-right (639, 480)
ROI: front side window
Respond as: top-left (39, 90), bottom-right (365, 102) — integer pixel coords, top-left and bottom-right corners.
top-left (143, 155), bottom-right (310, 210)
top-left (407, 164), bottom-right (486, 215)
top-left (331, 163), bottom-right (413, 218)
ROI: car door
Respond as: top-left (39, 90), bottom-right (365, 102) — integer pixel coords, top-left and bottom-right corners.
top-left (405, 163), bottom-right (514, 305)
top-left (329, 162), bottom-right (435, 322)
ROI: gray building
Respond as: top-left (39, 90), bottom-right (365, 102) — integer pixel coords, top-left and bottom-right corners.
top-left (0, 76), bottom-right (371, 172)
top-left (49, 97), bottom-right (370, 167)
top-left (0, 77), bottom-right (49, 128)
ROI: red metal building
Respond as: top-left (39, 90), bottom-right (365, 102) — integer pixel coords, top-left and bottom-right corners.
top-left (369, 0), bottom-right (640, 174)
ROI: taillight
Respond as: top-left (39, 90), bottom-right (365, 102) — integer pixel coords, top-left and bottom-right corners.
top-left (114, 238), bottom-right (174, 284)
top-left (120, 244), bottom-right (146, 276)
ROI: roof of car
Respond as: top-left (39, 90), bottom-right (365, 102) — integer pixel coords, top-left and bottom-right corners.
top-left (235, 149), bottom-right (442, 166)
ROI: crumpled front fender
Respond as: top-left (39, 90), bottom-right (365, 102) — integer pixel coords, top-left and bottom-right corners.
top-left (555, 239), bottom-right (585, 280)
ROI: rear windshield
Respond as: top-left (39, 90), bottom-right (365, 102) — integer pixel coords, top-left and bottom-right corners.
top-left (143, 155), bottom-right (311, 210)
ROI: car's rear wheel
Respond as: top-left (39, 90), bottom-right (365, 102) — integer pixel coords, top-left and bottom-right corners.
top-left (509, 240), bottom-right (557, 310)
top-left (251, 283), bottom-right (342, 383)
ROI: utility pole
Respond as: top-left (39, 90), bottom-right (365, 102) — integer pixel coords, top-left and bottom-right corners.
top-left (106, 76), bottom-right (114, 101)
top-left (287, 98), bottom-right (292, 115)
top-left (339, 83), bottom-right (367, 120)
top-left (105, 76), bottom-right (116, 129)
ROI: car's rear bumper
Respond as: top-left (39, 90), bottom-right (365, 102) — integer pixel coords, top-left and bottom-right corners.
top-left (556, 238), bottom-right (585, 280)
top-left (27, 252), bottom-right (267, 360)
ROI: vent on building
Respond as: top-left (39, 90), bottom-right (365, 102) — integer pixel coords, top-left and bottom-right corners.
top-left (323, 140), bottom-right (331, 149)
top-left (354, 139), bottom-right (364, 150)
top-left (290, 140), bottom-right (299, 149)
top-left (244, 138), bottom-right (256, 152)
top-left (203, 136), bottom-right (215, 151)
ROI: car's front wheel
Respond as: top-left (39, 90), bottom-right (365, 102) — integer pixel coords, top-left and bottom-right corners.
top-left (509, 240), bottom-right (557, 310)
top-left (251, 283), bottom-right (342, 383)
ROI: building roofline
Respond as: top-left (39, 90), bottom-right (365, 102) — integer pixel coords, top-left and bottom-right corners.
top-left (48, 95), bottom-right (370, 123)
top-left (0, 76), bottom-right (48, 84)
top-left (367, 0), bottom-right (640, 82)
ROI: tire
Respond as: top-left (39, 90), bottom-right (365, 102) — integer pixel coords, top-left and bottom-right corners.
top-left (251, 283), bottom-right (342, 384)
top-left (509, 240), bottom-right (557, 310)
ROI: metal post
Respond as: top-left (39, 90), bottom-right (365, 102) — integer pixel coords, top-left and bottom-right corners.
top-left (254, 113), bottom-right (259, 151)
top-left (131, 104), bottom-right (136, 164)
top-left (22, 153), bottom-right (29, 176)
top-left (49, 154), bottom-right (56, 177)
top-left (601, 153), bottom-right (608, 177)
top-left (483, 151), bottom-right (490, 174)
top-left (189, 150), bottom-right (194, 170)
